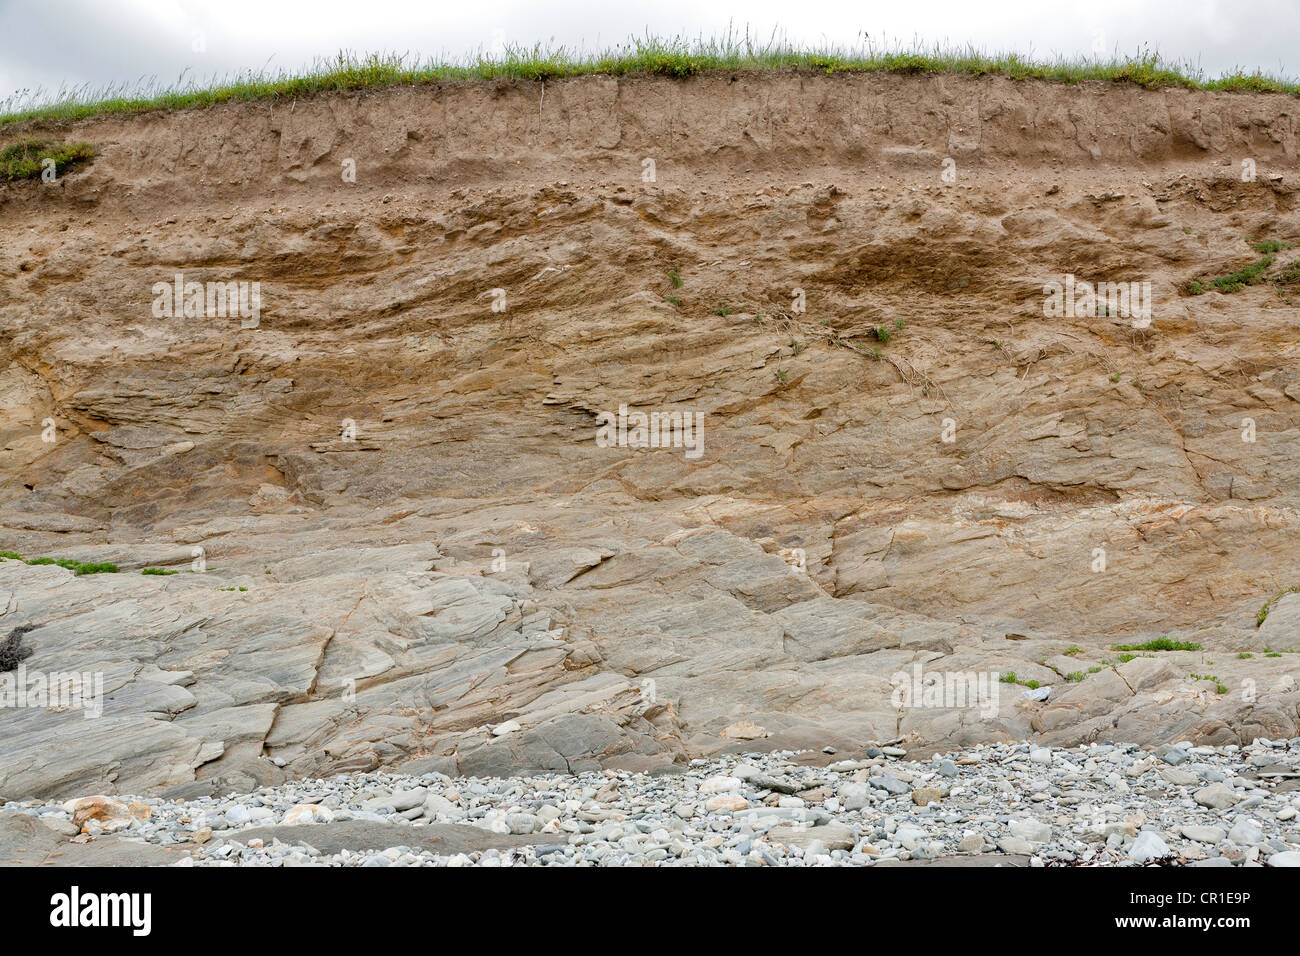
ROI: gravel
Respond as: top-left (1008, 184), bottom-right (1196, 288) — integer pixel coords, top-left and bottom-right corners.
top-left (6, 738), bottom-right (1300, 867)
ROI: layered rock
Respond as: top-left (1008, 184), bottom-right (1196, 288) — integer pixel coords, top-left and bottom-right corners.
top-left (1, 72), bottom-right (1298, 799)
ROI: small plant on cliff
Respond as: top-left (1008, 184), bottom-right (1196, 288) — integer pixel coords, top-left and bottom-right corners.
top-left (141, 567), bottom-right (178, 575)
top-left (1252, 239), bottom-right (1291, 254)
top-left (1112, 637), bottom-right (1201, 652)
top-left (2, 550), bottom-right (118, 575)
top-left (998, 672), bottom-right (1040, 689)
top-left (0, 139), bottom-right (96, 181)
top-left (872, 326), bottom-right (891, 343)
top-left (668, 265), bottom-right (683, 288)
top-left (24, 557), bottom-right (118, 575)
top-left (713, 302), bottom-right (735, 316)
top-left (1189, 673), bottom-right (1228, 694)
top-left (1257, 587), bottom-right (1299, 625)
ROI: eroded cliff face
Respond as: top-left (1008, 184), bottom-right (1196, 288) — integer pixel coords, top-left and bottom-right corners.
top-left (1, 72), bottom-right (1298, 799)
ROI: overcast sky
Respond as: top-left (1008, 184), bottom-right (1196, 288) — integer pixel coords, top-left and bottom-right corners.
top-left (3, 0), bottom-right (1298, 107)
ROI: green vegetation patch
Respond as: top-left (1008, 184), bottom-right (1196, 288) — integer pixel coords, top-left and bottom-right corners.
top-left (1189, 672), bottom-right (1228, 694)
top-left (5, 40), bottom-right (1300, 128)
top-left (0, 139), bottom-right (96, 180)
top-left (1257, 587), bottom-right (1299, 626)
top-left (1112, 637), bottom-right (1202, 652)
top-left (1, 549), bottom-right (118, 575)
top-left (1187, 241), bottom-right (1300, 296)
top-left (999, 671), bottom-right (1040, 689)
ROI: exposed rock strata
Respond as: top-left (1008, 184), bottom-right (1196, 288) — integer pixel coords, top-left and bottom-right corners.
top-left (1, 73), bottom-right (1298, 798)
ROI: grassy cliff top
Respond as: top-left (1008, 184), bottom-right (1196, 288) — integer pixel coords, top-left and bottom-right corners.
top-left (4, 37), bottom-right (1297, 128)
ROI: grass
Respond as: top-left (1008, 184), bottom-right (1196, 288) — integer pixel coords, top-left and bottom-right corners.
top-left (1112, 637), bottom-right (1201, 652)
top-left (1256, 587), bottom-right (1298, 626)
top-left (1252, 240), bottom-right (1292, 255)
top-left (1063, 645), bottom-right (1083, 656)
top-left (5, 37), bottom-right (1300, 128)
top-left (2, 553), bottom-right (117, 575)
top-left (0, 139), bottom-right (96, 180)
top-left (1187, 240), bottom-right (1300, 296)
top-left (999, 671), bottom-right (1040, 690)
top-left (2, 549), bottom-right (119, 575)
top-left (1189, 672), bottom-right (1228, 694)
top-left (141, 567), bottom-right (179, 576)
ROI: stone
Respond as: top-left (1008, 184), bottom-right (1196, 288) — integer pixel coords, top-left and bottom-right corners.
top-left (1227, 819), bottom-right (1264, 845)
top-left (1180, 825), bottom-right (1225, 844)
top-left (283, 804), bottom-right (334, 825)
top-left (721, 721), bottom-right (769, 740)
top-left (869, 774), bottom-right (910, 795)
top-left (705, 794), bottom-right (750, 812)
top-left (840, 783), bottom-right (871, 811)
top-left (1194, 783), bottom-right (1240, 810)
top-left (225, 806), bottom-right (252, 827)
top-left (700, 775), bottom-right (742, 794)
top-left (764, 822), bottom-right (857, 853)
top-left (912, 787), bottom-right (942, 806)
top-left (1129, 830), bottom-right (1171, 863)
top-left (62, 796), bottom-right (134, 834)
top-left (363, 787), bottom-right (428, 812)
top-left (1009, 819), bottom-right (1052, 843)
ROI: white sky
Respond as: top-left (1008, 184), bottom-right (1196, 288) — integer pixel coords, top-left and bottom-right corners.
top-left (2, 0), bottom-right (1298, 105)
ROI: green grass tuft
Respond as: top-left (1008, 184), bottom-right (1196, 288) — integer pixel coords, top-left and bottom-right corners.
top-left (1, 139), bottom-right (96, 180)
top-left (1112, 636), bottom-right (1202, 652)
top-left (5, 39), bottom-right (1300, 128)
top-left (1, 549), bottom-right (118, 575)
top-left (1257, 587), bottom-right (1299, 626)
top-left (1189, 672), bottom-right (1228, 694)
